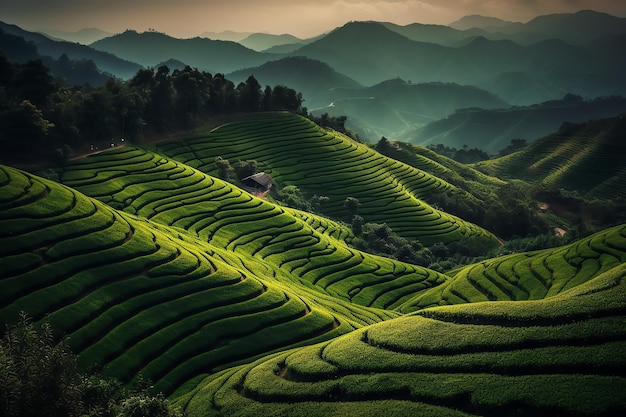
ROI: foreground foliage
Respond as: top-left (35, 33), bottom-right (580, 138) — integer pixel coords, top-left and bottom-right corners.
top-left (0, 313), bottom-right (182, 417)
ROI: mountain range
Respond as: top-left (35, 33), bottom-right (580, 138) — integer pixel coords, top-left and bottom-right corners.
top-left (2, 9), bottom-right (626, 152)
top-left (403, 95), bottom-right (626, 152)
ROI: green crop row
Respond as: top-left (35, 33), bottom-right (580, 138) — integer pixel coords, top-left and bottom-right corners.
top-left (1, 163), bottom-right (431, 397)
top-left (153, 113), bottom-right (496, 246)
top-left (399, 224), bottom-right (626, 311)
top-left (178, 262), bottom-right (626, 416)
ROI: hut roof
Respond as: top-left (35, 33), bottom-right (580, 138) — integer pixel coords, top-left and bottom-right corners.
top-left (241, 172), bottom-right (272, 187)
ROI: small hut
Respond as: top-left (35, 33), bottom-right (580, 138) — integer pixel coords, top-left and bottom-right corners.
top-left (241, 172), bottom-right (273, 193)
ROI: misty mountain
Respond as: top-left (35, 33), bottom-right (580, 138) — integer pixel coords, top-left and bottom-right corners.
top-left (262, 43), bottom-right (306, 54)
top-left (0, 28), bottom-right (114, 87)
top-left (287, 20), bottom-right (626, 105)
top-left (91, 30), bottom-right (272, 74)
top-left (226, 56), bottom-right (361, 108)
top-left (239, 33), bottom-right (305, 52)
top-left (288, 21), bottom-right (447, 86)
top-left (452, 10), bottom-right (626, 46)
top-left (402, 95), bottom-right (626, 153)
top-left (0, 21), bottom-right (141, 79)
top-left (310, 78), bottom-right (508, 141)
top-left (37, 27), bottom-right (113, 45)
top-left (198, 30), bottom-right (254, 42)
top-left (381, 22), bottom-right (489, 46)
top-left (449, 15), bottom-right (516, 31)
top-left (477, 35), bottom-right (626, 105)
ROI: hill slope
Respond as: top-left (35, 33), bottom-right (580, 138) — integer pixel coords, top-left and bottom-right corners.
top-left (1, 163), bottom-right (433, 395)
top-left (90, 30), bottom-right (272, 74)
top-left (403, 96), bottom-right (626, 152)
top-left (404, 223), bottom-right (626, 311)
top-left (53, 144), bottom-right (450, 311)
top-left (2, 110), bottom-right (626, 414)
top-left (475, 114), bottom-right (626, 199)
top-left (153, 112), bottom-right (497, 246)
top-left (177, 259), bottom-right (626, 416)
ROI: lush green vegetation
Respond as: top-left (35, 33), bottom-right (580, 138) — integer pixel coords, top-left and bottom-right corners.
top-left (0, 313), bottom-right (182, 417)
top-left (2, 112), bottom-right (625, 416)
top-left (0, 53), bottom-right (304, 164)
top-left (176, 262), bottom-right (626, 416)
top-left (403, 223), bottom-right (626, 310)
top-left (152, 112), bottom-right (497, 247)
top-left (475, 115), bottom-right (626, 200)
top-left (1, 161), bottom-right (449, 397)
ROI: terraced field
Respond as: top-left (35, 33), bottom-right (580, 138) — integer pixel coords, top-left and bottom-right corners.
top-left (155, 112), bottom-right (496, 246)
top-left (176, 262), bottom-right (626, 417)
top-left (54, 146), bottom-right (448, 310)
top-left (475, 115), bottom-right (626, 199)
top-left (2, 113), bottom-right (626, 415)
top-left (401, 223), bottom-right (626, 311)
top-left (377, 141), bottom-right (506, 192)
top-left (0, 164), bottom-right (410, 395)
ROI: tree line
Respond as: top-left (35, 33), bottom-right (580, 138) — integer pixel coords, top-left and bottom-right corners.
top-left (0, 52), bottom-right (305, 164)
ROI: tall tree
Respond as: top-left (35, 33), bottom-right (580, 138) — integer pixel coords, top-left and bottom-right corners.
top-left (238, 75), bottom-right (262, 112)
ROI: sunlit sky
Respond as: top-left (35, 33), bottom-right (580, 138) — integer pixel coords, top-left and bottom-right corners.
top-left (2, 0), bottom-right (626, 38)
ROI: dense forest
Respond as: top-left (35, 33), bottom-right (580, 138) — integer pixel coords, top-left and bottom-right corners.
top-left (0, 51), bottom-right (305, 164)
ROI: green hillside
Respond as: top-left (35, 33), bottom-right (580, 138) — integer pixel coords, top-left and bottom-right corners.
top-left (53, 144), bottom-right (450, 310)
top-left (177, 261), bottom-right (626, 416)
top-left (404, 96), bottom-right (626, 153)
top-left (2, 112), bottom-right (626, 416)
top-left (475, 114), bottom-right (626, 199)
top-left (153, 112), bottom-right (496, 247)
top-left (0, 163), bottom-right (417, 396)
top-left (402, 223), bottom-right (626, 311)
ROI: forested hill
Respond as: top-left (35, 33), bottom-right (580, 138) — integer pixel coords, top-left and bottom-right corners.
top-left (0, 55), bottom-right (305, 165)
top-left (403, 95), bottom-right (626, 152)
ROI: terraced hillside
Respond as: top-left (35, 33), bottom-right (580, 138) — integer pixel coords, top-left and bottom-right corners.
top-left (401, 223), bottom-right (626, 311)
top-left (3, 112), bottom-right (626, 415)
top-left (154, 112), bottom-right (496, 246)
top-left (375, 140), bottom-right (506, 199)
top-left (475, 114), bottom-right (626, 199)
top-left (0, 164), bottom-right (420, 395)
top-left (54, 146), bottom-right (449, 310)
top-left (177, 262), bottom-right (626, 417)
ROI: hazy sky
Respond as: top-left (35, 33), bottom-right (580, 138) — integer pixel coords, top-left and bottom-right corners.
top-left (2, 0), bottom-right (626, 38)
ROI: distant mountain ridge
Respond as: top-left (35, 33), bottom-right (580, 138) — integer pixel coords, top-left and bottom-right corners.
top-left (90, 29), bottom-right (272, 74)
top-left (286, 19), bottom-right (626, 102)
top-left (404, 95), bottom-right (626, 153)
top-left (0, 21), bottom-right (141, 79)
top-left (38, 27), bottom-right (113, 44)
top-left (449, 15), bottom-right (516, 30)
top-left (198, 30), bottom-right (254, 42)
top-left (310, 78), bottom-right (508, 141)
top-left (239, 33), bottom-right (305, 51)
top-left (450, 9), bottom-right (626, 45)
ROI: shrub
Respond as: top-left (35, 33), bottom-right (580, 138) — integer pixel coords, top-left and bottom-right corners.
top-left (0, 313), bottom-right (184, 417)
top-left (0, 312), bottom-right (84, 417)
